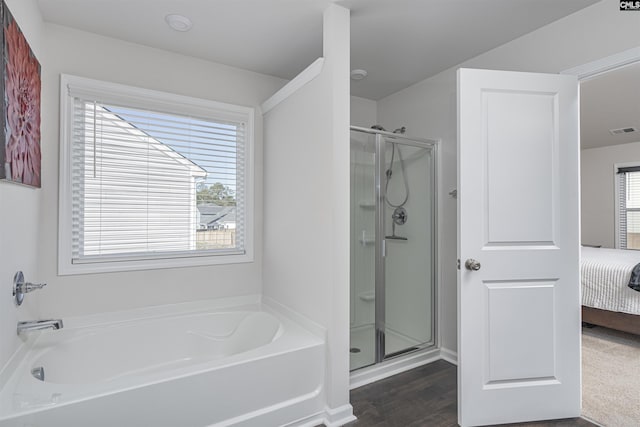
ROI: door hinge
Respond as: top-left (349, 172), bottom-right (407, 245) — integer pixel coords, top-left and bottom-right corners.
top-left (457, 259), bottom-right (460, 270)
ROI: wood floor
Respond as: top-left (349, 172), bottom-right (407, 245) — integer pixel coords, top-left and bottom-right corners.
top-left (346, 360), bottom-right (596, 427)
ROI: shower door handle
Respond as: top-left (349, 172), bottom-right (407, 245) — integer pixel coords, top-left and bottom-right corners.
top-left (464, 259), bottom-right (481, 271)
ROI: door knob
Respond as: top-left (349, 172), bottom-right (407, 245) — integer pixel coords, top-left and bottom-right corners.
top-left (465, 259), bottom-right (481, 271)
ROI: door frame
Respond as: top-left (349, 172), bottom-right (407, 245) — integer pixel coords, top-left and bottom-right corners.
top-left (561, 46), bottom-right (640, 81)
top-left (561, 46), bottom-right (640, 417)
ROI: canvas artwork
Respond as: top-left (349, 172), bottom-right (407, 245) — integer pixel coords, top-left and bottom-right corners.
top-left (0, 1), bottom-right (41, 188)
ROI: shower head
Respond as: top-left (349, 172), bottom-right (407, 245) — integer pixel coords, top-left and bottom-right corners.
top-left (393, 127), bottom-right (406, 134)
top-left (371, 125), bottom-right (406, 134)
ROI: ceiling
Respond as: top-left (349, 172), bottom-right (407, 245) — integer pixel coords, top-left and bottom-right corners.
top-left (36, 0), bottom-right (600, 100)
top-left (581, 62), bottom-right (640, 150)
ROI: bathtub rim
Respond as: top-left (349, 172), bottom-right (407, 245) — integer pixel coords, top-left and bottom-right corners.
top-left (48, 294), bottom-right (264, 331)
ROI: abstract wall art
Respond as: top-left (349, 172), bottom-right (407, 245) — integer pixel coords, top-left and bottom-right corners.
top-left (1, 1), bottom-right (41, 188)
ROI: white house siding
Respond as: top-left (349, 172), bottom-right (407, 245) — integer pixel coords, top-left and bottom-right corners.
top-left (78, 105), bottom-right (205, 257)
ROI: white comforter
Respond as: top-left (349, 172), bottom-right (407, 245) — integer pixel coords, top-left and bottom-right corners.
top-left (581, 247), bottom-right (640, 315)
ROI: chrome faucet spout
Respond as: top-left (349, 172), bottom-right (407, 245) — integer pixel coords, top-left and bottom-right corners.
top-left (17, 319), bottom-right (64, 335)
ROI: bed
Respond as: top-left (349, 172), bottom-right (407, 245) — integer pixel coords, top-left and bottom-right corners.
top-left (581, 246), bottom-right (640, 335)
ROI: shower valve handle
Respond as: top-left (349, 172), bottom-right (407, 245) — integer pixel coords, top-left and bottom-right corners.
top-left (21, 282), bottom-right (47, 293)
top-left (464, 259), bottom-right (481, 271)
top-left (12, 271), bottom-right (47, 306)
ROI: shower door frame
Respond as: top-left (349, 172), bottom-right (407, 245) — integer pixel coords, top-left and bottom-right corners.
top-left (351, 126), bottom-right (439, 366)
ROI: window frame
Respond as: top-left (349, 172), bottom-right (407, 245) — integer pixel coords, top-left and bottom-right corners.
top-left (614, 161), bottom-right (640, 250)
top-left (58, 74), bottom-right (254, 275)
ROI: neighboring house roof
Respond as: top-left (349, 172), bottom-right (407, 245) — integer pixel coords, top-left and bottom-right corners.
top-left (197, 204), bottom-right (236, 227)
top-left (214, 209), bottom-right (236, 226)
top-left (102, 106), bottom-right (207, 178)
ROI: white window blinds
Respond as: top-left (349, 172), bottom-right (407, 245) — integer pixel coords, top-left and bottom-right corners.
top-left (68, 91), bottom-right (246, 264)
top-left (617, 168), bottom-right (640, 250)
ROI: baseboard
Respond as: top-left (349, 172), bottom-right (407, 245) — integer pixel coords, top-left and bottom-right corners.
top-left (581, 414), bottom-right (605, 427)
top-left (285, 404), bottom-right (356, 427)
top-left (440, 347), bottom-right (458, 365)
top-left (323, 404), bottom-right (357, 427)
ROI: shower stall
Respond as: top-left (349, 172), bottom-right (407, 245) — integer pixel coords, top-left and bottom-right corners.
top-left (350, 126), bottom-right (437, 371)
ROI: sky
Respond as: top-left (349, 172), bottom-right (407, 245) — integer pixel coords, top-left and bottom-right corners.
top-left (105, 104), bottom-right (240, 192)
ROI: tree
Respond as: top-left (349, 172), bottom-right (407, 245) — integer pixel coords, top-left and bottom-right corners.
top-left (196, 182), bottom-right (236, 206)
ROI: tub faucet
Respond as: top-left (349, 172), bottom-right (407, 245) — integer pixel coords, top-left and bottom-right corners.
top-left (17, 319), bottom-right (64, 335)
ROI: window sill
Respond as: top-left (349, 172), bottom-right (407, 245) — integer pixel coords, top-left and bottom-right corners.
top-left (58, 251), bottom-right (253, 275)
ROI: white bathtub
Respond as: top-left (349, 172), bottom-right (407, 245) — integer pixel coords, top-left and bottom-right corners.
top-left (0, 297), bottom-right (326, 427)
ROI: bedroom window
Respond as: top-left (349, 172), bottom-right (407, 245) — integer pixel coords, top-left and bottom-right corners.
top-left (58, 75), bottom-right (254, 274)
top-left (616, 165), bottom-right (640, 250)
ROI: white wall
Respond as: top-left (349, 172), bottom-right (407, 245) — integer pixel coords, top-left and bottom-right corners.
top-left (350, 96), bottom-right (377, 128)
top-left (263, 63), bottom-right (333, 326)
top-left (377, 0), bottom-right (640, 355)
top-left (32, 23), bottom-right (286, 319)
top-left (0, 0), bottom-right (43, 375)
top-left (581, 141), bottom-right (640, 248)
top-left (263, 4), bottom-right (352, 418)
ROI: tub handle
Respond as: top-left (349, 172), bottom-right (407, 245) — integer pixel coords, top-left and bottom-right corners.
top-left (21, 282), bottom-right (47, 293)
top-left (13, 271), bottom-right (47, 306)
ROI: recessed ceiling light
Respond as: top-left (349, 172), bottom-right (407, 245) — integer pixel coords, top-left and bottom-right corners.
top-left (351, 69), bottom-right (368, 81)
top-left (165, 14), bottom-right (193, 32)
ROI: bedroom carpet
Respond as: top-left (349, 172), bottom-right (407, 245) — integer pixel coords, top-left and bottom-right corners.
top-left (582, 326), bottom-right (640, 426)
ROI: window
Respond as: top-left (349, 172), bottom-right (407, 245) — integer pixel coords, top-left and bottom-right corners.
top-left (59, 75), bottom-right (253, 274)
top-left (616, 164), bottom-right (640, 250)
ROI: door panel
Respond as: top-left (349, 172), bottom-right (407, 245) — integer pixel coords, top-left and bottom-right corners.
top-left (485, 91), bottom-right (556, 245)
top-left (485, 280), bottom-right (556, 383)
top-left (457, 68), bottom-right (580, 427)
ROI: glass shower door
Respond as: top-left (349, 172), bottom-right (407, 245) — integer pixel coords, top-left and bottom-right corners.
top-left (382, 137), bottom-right (435, 358)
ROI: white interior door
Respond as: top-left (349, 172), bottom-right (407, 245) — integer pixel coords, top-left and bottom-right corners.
top-left (457, 68), bottom-right (580, 427)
